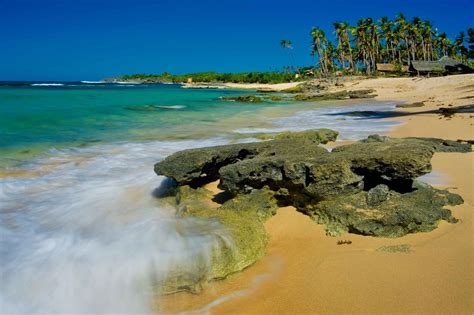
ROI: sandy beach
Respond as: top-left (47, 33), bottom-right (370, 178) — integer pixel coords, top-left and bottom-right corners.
top-left (221, 82), bottom-right (301, 91)
top-left (159, 74), bottom-right (474, 314)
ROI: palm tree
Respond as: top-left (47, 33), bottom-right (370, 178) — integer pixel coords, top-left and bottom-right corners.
top-left (410, 17), bottom-right (423, 60)
top-left (311, 27), bottom-right (330, 77)
top-left (379, 16), bottom-right (395, 63)
top-left (395, 13), bottom-right (411, 65)
top-left (352, 18), bottom-right (378, 74)
top-left (455, 32), bottom-right (468, 62)
top-left (307, 13), bottom-right (468, 77)
top-left (435, 32), bottom-right (451, 57)
top-left (467, 28), bottom-right (474, 60)
top-left (280, 39), bottom-right (299, 74)
top-left (333, 22), bottom-right (346, 69)
top-left (334, 22), bottom-right (354, 71)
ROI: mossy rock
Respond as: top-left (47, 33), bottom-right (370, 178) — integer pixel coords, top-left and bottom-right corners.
top-left (293, 89), bottom-right (376, 101)
top-left (303, 182), bottom-right (462, 237)
top-left (264, 95), bottom-right (286, 101)
top-left (153, 135), bottom-right (471, 293)
top-left (376, 244), bottom-right (412, 253)
top-left (281, 85), bottom-right (303, 93)
top-left (255, 128), bottom-right (338, 143)
top-left (220, 95), bottom-right (263, 103)
top-left (396, 102), bottom-right (425, 108)
top-left (157, 186), bottom-right (278, 294)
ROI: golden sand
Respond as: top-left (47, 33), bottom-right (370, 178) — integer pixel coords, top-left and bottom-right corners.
top-left (160, 74), bottom-right (474, 314)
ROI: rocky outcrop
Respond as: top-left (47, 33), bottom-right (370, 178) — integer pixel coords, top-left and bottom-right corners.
top-left (395, 101), bottom-right (425, 108)
top-left (293, 89), bottom-right (377, 101)
top-left (153, 133), bottom-right (471, 293)
top-left (220, 95), bottom-right (264, 103)
top-left (220, 94), bottom-right (290, 103)
top-left (154, 129), bottom-right (335, 187)
top-left (157, 186), bottom-right (277, 294)
top-left (254, 128), bottom-right (338, 142)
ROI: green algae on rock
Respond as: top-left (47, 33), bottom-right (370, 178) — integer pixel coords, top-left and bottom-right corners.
top-left (376, 244), bottom-right (412, 253)
top-left (153, 134), bottom-right (471, 293)
top-left (395, 101), bottom-right (425, 108)
top-left (255, 128), bottom-right (338, 143)
top-left (157, 185), bottom-right (277, 294)
top-left (220, 95), bottom-right (264, 103)
top-left (303, 182), bottom-right (463, 237)
top-left (154, 133), bottom-right (334, 187)
top-left (293, 89), bottom-right (377, 101)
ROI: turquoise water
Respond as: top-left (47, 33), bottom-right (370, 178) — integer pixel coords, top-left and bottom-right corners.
top-left (0, 83), bottom-right (294, 165)
top-left (0, 82), bottom-right (400, 313)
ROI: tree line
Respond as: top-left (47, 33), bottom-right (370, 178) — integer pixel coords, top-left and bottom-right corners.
top-left (117, 71), bottom-right (297, 84)
top-left (306, 13), bottom-right (474, 76)
top-left (118, 13), bottom-right (473, 83)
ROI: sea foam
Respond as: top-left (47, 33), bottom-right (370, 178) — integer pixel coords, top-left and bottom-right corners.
top-left (30, 83), bottom-right (65, 87)
top-left (0, 138), bottom-right (230, 314)
top-left (234, 101), bottom-right (401, 140)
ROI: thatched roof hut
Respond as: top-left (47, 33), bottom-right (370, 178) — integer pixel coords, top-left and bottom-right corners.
top-left (410, 57), bottom-right (473, 76)
top-left (376, 63), bottom-right (409, 74)
top-left (376, 63), bottom-right (396, 72)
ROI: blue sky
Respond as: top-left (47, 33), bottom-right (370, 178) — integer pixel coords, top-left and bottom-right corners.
top-left (1, 0), bottom-right (473, 81)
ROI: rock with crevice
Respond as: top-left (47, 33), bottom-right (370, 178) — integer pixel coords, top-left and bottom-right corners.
top-left (153, 134), bottom-right (471, 293)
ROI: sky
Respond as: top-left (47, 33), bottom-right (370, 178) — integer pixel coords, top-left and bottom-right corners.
top-left (1, 0), bottom-right (473, 81)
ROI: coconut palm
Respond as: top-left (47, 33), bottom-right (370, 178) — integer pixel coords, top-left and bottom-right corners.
top-left (435, 32), bottom-right (451, 57)
top-left (395, 13), bottom-right (411, 65)
top-left (311, 27), bottom-right (330, 77)
top-left (307, 13), bottom-right (469, 76)
top-left (455, 32), bottom-right (469, 62)
top-left (280, 39), bottom-right (299, 74)
top-left (379, 16), bottom-right (396, 62)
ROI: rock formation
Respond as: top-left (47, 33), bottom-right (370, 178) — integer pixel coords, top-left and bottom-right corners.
top-left (153, 131), bottom-right (471, 293)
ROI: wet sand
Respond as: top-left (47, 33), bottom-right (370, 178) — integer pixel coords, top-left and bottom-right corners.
top-left (159, 74), bottom-right (474, 314)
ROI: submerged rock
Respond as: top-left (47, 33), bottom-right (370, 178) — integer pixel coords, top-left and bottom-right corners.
top-left (220, 95), bottom-right (263, 103)
top-left (154, 134), bottom-right (471, 293)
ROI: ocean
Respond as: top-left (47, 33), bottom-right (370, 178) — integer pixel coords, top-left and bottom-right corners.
top-left (0, 82), bottom-right (400, 313)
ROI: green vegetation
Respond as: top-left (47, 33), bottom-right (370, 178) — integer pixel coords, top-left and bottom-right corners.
top-left (116, 71), bottom-right (299, 84)
top-left (116, 14), bottom-right (473, 83)
top-left (311, 14), bottom-right (474, 76)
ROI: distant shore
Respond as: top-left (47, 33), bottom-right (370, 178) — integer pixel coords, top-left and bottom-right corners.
top-left (159, 74), bottom-right (474, 314)
top-left (180, 81), bottom-right (302, 91)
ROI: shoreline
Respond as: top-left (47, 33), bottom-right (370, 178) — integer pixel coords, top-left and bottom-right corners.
top-left (158, 74), bottom-right (474, 314)
top-left (179, 81), bottom-right (302, 91)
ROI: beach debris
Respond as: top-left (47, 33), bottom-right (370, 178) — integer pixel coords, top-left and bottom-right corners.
top-left (337, 240), bottom-right (352, 245)
top-left (376, 244), bottom-right (412, 253)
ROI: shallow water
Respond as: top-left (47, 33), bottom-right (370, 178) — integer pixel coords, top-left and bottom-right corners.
top-left (0, 83), bottom-right (402, 313)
